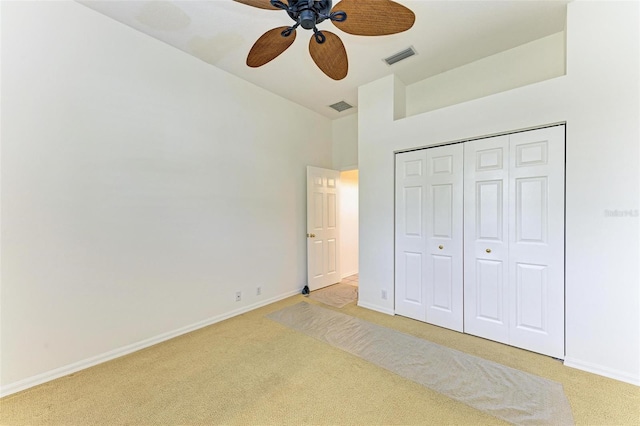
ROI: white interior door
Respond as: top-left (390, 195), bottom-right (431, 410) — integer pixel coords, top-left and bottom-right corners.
top-left (508, 126), bottom-right (565, 358)
top-left (307, 166), bottom-right (340, 291)
top-left (425, 144), bottom-right (464, 331)
top-left (395, 150), bottom-right (428, 321)
top-left (464, 135), bottom-right (511, 344)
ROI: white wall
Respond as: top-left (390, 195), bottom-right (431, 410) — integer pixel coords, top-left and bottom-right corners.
top-left (339, 170), bottom-right (358, 278)
top-left (0, 1), bottom-right (332, 394)
top-left (406, 31), bottom-right (566, 117)
top-left (357, 0), bottom-right (639, 385)
top-left (332, 114), bottom-right (358, 171)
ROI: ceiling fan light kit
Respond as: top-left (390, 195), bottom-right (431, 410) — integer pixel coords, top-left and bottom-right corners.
top-left (234, 0), bottom-right (415, 80)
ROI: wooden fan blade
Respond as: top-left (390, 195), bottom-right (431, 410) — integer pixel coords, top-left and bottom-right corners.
top-left (247, 27), bottom-right (297, 68)
top-left (309, 31), bottom-right (348, 80)
top-left (331, 0), bottom-right (415, 36)
top-left (233, 0), bottom-right (280, 10)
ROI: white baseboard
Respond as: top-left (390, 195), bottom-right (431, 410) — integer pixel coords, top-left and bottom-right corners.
top-left (357, 300), bottom-right (395, 316)
top-left (564, 357), bottom-right (640, 386)
top-left (0, 289), bottom-right (301, 398)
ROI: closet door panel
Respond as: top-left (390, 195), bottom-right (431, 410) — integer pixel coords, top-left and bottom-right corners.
top-left (508, 126), bottom-right (565, 359)
top-left (464, 136), bottom-right (510, 344)
top-left (476, 259), bottom-right (505, 322)
top-left (395, 150), bottom-right (428, 321)
top-left (425, 144), bottom-right (464, 332)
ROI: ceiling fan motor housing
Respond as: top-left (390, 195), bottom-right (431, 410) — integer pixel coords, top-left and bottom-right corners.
top-left (299, 9), bottom-right (316, 29)
top-left (280, 0), bottom-right (334, 29)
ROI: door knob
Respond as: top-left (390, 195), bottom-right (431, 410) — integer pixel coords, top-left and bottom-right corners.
top-left (307, 233), bottom-right (316, 238)
top-left (486, 248), bottom-right (492, 253)
top-left (438, 245), bottom-right (444, 250)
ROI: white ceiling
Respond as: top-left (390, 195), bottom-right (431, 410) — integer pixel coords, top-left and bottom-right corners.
top-left (78, 0), bottom-right (569, 119)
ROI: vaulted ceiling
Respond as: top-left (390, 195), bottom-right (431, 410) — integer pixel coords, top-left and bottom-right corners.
top-left (79, 0), bottom-right (569, 119)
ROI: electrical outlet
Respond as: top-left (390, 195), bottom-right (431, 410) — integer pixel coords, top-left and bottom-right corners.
top-left (381, 290), bottom-right (388, 300)
top-left (256, 286), bottom-right (262, 296)
top-left (235, 291), bottom-right (241, 302)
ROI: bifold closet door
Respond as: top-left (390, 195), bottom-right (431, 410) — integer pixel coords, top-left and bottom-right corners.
top-left (395, 150), bottom-right (428, 321)
top-left (395, 145), bottom-right (463, 331)
top-left (463, 135), bottom-right (510, 343)
top-left (464, 126), bottom-right (565, 358)
top-left (424, 144), bottom-right (464, 332)
top-left (508, 127), bottom-right (565, 358)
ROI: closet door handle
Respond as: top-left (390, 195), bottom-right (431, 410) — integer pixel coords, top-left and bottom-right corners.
top-left (438, 245), bottom-right (444, 250)
top-left (486, 248), bottom-right (492, 253)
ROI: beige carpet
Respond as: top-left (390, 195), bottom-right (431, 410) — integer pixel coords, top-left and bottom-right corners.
top-left (270, 302), bottom-right (574, 425)
top-left (308, 282), bottom-right (358, 308)
top-left (1, 294), bottom-right (639, 425)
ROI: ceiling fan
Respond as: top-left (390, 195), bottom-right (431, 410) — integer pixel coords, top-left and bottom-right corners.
top-left (233, 0), bottom-right (415, 80)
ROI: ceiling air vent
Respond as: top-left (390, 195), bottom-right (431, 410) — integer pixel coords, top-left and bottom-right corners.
top-left (384, 46), bottom-right (417, 66)
top-left (329, 101), bottom-right (354, 113)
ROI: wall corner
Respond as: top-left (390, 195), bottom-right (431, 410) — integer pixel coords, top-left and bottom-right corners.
top-left (393, 76), bottom-right (406, 121)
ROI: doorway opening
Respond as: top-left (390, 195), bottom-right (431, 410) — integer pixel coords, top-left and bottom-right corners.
top-left (339, 169), bottom-right (359, 285)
